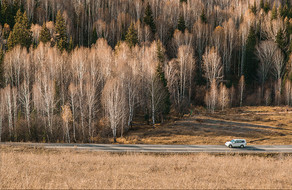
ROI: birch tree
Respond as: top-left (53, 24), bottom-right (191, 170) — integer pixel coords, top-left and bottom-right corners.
top-left (193, 20), bottom-right (210, 73)
top-left (239, 75), bottom-right (245, 107)
top-left (284, 80), bottom-right (292, 106)
top-left (19, 80), bottom-right (31, 135)
top-left (68, 83), bottom-right (77, 142)
top-left (256, 41), bottom-right (277, 90)
top-left (145, 63), bottom-right (168, 126)
top-left (4, 85), bottom-right (13, 138)
top-left (177, 45), bottom-right (195, 104)
top-left (202, 47), bottom-right (223, 84)
top-left (102, 77), bottom-right (126, 142)
top-left (222, 19), bottom-right (237, 75)
top-left (218, 83), bottom-right (230, 111)
top-left (85, 77), bottom-right (97, 141)
top-left (71, 47), bottom-right (87, 140)
top-left (12, 87), bottom-right (17, 137)
top-left (209, 79), bottom-right (218, 113)
top-left (61, 104), bottom-right (72, 143)
top-left (0, 90), bottom-right (4, 142)
top-left (272, 48), bottom-right (285, 105)
top-left (4, 46), bottom-right (25, 88)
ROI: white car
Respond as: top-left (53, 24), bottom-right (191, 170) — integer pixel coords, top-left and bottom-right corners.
top-left (225, 139), bottom-right (246, 148)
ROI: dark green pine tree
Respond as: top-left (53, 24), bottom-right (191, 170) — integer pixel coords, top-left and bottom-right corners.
top-left (286, 18), bottom-right (292, 36)
top-left (7, 9), bottom-right (32, 51)
top-left (0, 2), bottom-right (2, 25)
top-left (286, 0), bottom-right (291, 7)
top-left (250, 1), bottom-right (257, 15)
top-left (289, 71), bottom-right (292, 82)
top-left (1, 0), bottom-right (12, 28)
top-left (143, 2), bottom-right (156, 34)
top-left (281, 4), bottom-right (289, 18)
top-left (244, 26), bottom-right (258, 85)
top-left (260, 0), bottom-right (264, 9)
top-left (39, 23), bottom-right (51, 44)
top-left (2, 0), bottom-right (22, 29)
top-left (68, 36), bottom-right (74, 53)
top-left (177, 14), bottom-right (186, 32)
top-left (271, 3), bottom-right (278, 20)
top-left (157, 40), bottom-right (164, 64)
top-left (200, 9), bottom-right (207, 23)
top-left (156, 41), bottom-right (170, 116)
top-left (276, 29), bottom-right (287, 53)
top-left (125, 23), bottom-right (138, 48)
top-left (91, 27), bottom-right (98, 45)
top-left (289, 7), bottom-right (292, 18)
top-left (180, 0), bottom-right (187, 3)
top-left (55, 10), bottom-right (68, 52)
top-left (263, 1), bottom-right (271, 13)
top-left (278, 4), bottom-right (283, 17)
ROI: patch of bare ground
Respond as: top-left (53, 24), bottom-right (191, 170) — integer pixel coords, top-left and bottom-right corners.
top-left (1, 146), bottom-right (292, 189)
top-left (117, 106), bottom-right (292, 145)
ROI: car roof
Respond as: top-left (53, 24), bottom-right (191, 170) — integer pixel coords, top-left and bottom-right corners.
top-left (233, 139), bottom-right (246, 141)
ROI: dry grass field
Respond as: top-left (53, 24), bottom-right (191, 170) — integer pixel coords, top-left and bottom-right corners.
top-left (1, 145), bottom-right (292, 189)
top-left (117, 106), bottom-right (292, 145)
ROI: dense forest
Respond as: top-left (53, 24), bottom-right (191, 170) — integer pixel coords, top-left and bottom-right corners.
top-left (0, 0), bottom-right (292, 142)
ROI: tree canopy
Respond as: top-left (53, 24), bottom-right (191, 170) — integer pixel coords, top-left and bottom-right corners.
top-left (55, 10), bottom-right (68, 51)
top-left (7, 9), bottom-right (32, 50)
top-left (143, 2), bottom-right (156, 34)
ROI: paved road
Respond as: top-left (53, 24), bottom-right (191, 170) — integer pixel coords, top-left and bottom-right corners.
top-left (2, 143), bottom-right (292, 153)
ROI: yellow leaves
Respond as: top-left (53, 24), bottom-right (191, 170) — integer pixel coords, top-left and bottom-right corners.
top-left (61, 105), bottom-right (72, 123)
top-left (214, 25), bottom-right (223, 32)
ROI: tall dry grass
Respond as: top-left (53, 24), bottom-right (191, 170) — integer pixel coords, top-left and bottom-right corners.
top-left (119, 106), bottom-right (292, 145)
top-left (1, 146), bottom-right (292, 189)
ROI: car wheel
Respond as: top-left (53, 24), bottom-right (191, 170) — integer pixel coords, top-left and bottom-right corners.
top-left (228, 145), bottom-right (232, 148)
top-left (240, 145), bottom-right (244, 148)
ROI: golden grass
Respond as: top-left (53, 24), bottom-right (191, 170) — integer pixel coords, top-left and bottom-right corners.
top-left (1, 145), bottom-right (292, 189)
top-left (118, 106), bottom-right (292, 145)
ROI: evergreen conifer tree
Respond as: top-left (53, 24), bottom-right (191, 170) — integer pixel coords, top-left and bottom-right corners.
top-left (289, 7), bottom-right (292, 18)
top-left (282, 4), bottom-right (289, 18)
top-left (278, 4), bottom-right (283, 17)
top-left (271, 3), bottom-right (278, 20)
top-left (285, 19), bottom-right (292, 36)
top-left (251, 1), bottom-right (257, 15)
top-left (39, 23), bottom-right (51, 44)
top-left (289, 72), bottom-right (292, 82)
top-left (7, 9), bottom-right (32, 50)
top-left (264, 1), bottom-right (271, 13)
top-left (260, 0), bottom-right (265, 9)
top-left (200, 9), bottom-right (207, 23)
top-left (125, 23), bottom-right (138, 48)
top-left (285, 0), bottom-right (291, 8)
top-left (68, 36), bottom-right (74, 53)
top-left (55, 10), bottom-right (68, 51)
top-left (177, 14), bottom-right (186, 32)
top-left (156, 41), bottom-right (170, 116)
top-left (91, 28), bottom-right (98, 45)
top-left (1, 0), bottom-right (12, 28)
top-left (276, 29), bottom-right (287, 53)
top-left (143, 2), bottom-right (156, 34)
top-left (244, 26), bottom-right (258, 85)
top-left (0, 2), bottom-right (2, 25)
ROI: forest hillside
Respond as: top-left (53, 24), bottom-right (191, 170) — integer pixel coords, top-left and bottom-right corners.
top-left (0, 0), bottom-right (292, 142)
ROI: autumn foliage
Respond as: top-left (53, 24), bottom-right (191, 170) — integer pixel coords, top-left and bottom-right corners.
top-left (0, 0), bottom-right (292, 142)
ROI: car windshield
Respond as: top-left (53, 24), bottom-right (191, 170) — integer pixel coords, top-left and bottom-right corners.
top-left (231, 140), bottom-right (235, 143)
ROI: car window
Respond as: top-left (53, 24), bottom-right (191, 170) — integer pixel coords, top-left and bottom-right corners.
top-left (231, 140), bottom-right (235, 143)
